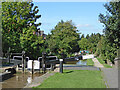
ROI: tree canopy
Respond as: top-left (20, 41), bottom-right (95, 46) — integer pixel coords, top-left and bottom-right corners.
top-left (96, 1), bottom-right (119, 62)
top-left (2, 1), bottom-right (43, 59)
top-left (99, 1), bottom-right (120, 48)
top-left (46, 20), bottom-right (80, 58)
top-left (78, 38), bottom-right (89, 51)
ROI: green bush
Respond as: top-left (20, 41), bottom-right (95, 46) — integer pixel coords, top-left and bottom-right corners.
top-left (97, 57), bottom-right (112, 68)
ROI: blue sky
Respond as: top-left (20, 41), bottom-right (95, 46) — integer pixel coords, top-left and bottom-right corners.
top-left (33, 2), bottom-right (107, 36)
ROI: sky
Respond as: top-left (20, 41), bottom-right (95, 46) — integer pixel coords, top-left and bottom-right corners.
top-left (33, 2), bottom-right (107, 36)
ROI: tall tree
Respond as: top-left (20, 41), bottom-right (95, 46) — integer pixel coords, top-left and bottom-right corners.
top-left (96, 36), bottom-right (117, 63)
top-left (0, 2), bottom-right (2, 57)
top-left (46, 20), bottom-right (80, 58)
top-left (99, 1), bottom-right (120, 61)
top-left (78, 38), bottom-right (89, 51)
top-left (99, 1), bottom-right (120, 48)
top-left (2, 1), bottom-right (42, 58)
top-left (86, 34), bottom-right (89, 39)
top-left (87, 33), bottom-right (101, 53)
top-left (81, 34), bottom-right (84, 39)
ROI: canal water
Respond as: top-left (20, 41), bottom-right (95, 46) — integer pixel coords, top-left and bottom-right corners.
top-left (2, 72), bottom-right (44, 88)
top-left (76, 60), bottom-right (87, 65)
top-left (1, 57), bottom-right (87, 88)
top-left (65, 60), bottom-right (87, 65)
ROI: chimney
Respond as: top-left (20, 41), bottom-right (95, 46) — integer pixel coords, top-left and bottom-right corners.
top-left (41, 31), bottom-right (44, 36)
top-left (38, 29), bottom-right (40, 36)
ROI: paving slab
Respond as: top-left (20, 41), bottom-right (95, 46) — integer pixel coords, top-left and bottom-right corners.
top-left (92, 58), bottom-right (104, 68)
top-left (101, 68), bottom-right (118, 88)
top-left (93, 58), bottom-right (118, 88)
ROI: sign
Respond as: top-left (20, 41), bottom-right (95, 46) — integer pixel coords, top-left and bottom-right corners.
top-left (27, 60), bottom-right (40, 69)
top-left (59, 59), bottom-right (63, 61)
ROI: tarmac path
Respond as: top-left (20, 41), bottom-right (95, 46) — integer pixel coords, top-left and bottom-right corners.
top-left (92, 58), bottom-right (104, 68)
top-left (92, 58), bottom-right (118, 88)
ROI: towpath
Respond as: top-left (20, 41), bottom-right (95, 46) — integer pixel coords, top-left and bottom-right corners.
top-left (92, 58), bottom-right (104, 68)
top-left (92, 58), bottom-right (118, 88)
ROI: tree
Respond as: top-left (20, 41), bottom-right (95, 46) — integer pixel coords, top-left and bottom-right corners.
top-left (99, 1), bottom-right (120, 48)
top-left (99, 1), bottom-right (120, 61)
top-left (86, 34), bottom-right (89, 39)
top-left (81, 34), bottom-right (84, 39)
top-left (78, 38), bottom-right (89, 51)
top-left (87, 33), bottom-right (101, 53)
top-left (20, 27), bottom-right (45, 59)
top-left (2, 1), bottom-right (42, 58)
top-left (96, 36), bottom-right (117, 63)
top-left (46, 20), bottom-right (80, 58)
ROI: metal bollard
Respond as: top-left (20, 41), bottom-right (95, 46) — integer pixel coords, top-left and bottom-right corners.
top-left (59, 59), bottom-right (63, 73)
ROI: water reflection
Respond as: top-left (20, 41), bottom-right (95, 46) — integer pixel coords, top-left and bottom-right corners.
top-left (27, 76), bottom-right (32, 84)
top-left (76, 60), bottom-right (87, 65)
top-left (2, 72), bottom-right (43, 88)
top-left (65, 60), bottom-right (87, 65)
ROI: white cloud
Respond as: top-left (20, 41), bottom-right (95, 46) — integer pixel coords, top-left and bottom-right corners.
top-left (76, 24), bottom-right (92, 28)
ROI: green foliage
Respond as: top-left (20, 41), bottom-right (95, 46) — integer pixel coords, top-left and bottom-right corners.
top-left (78, 38), bottom-right (89, 50)
top-left (97, 1), bottom-right (119, 62)
top-left (46, 20), bottom-right (80, 58)
top-left (97, 57), bottom-right (112, 68)
top-left (96, 36), bottom-right (117, 62)
top-left (20, 27), bottom-right (44, 59)
top-left (77, 33), bottom-right (101, 54)
top-left (86, 34), bottom-right (89, 39)
top-left (81, 34), bottom-right (84, 39)
top-left (2, 1), bottom-right (43, 59)
top-left (79, 33), bottom-right (101, 54)
top-left (99, 1), bottom-right (120, 48)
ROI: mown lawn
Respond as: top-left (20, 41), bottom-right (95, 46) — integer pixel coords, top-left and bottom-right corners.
top-left (34, 70), bottom-right (106, 88)
top-left (87, 59), bottom-right (94, 66)
top-left (97, 57), bottom-right (112, 68)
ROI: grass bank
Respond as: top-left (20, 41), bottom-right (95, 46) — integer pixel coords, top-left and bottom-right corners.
top-left (97, 57), bottom-right (112, 68)
top-left (33, 70), bottom-right (106, 88)
top-left (87, 59), bottom-right (94, 66)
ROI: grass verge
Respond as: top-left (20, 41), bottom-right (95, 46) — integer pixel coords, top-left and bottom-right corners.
top-left (33, 69), bottom-right (106, 88)
top-left (97, 57), bottom-right (112, 68)
top-left (87, 59), bottom-right (94, 66)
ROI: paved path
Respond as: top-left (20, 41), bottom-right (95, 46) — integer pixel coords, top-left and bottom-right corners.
top-left (92, 58), bottom-right (118, 88)
top-left (0, 83), bottom-right (1, 90)
top-left (92, 58), bottom-right (104, 68)
top-left (63, 65), bottom-right (100, 71)
top-left (101, 68), bottom-right (118, 88)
